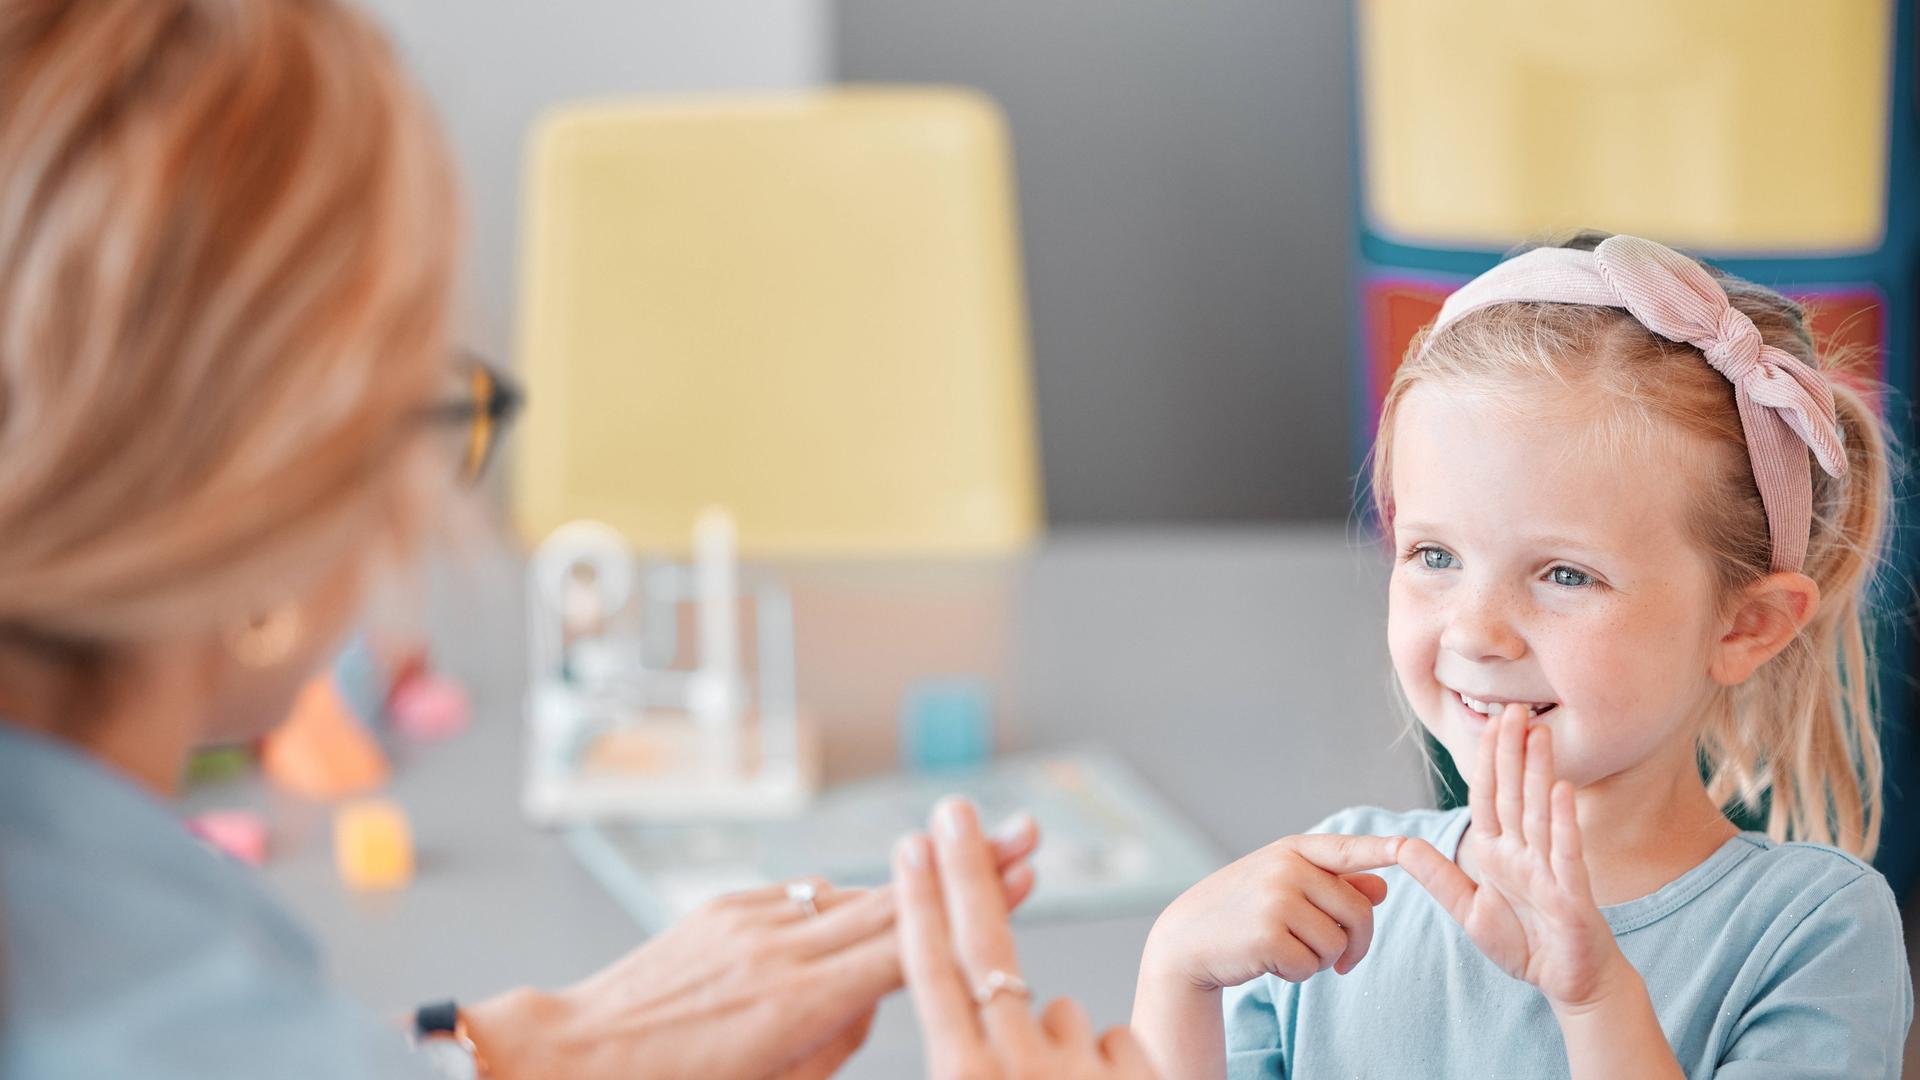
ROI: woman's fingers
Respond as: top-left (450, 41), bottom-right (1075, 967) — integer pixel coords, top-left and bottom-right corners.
top-left (1495, 705), bottom-right (1527, 837)
top-left (808, 867), bottom-right (1036, 1000)
top-left (990, 811), bottom-right (1040, 871)
top-left (1396, 837), bottom-right (1478, 926)
top-left (1523, 724), bottom-right (1553, 855)
top-left (931, 797), bottom-right (1043, 1050)
top-left (770, 1007), bottom-right (879, 1080)
top-left (785, 807), bottom-right (1037, 960)
top-left (1000, 862), bottom-right (1037, 911)
top-left (724, 875), bottom-right (834, 913)
top-left (1039, 996), bottom-right (1094, 1047)
top-left (902, 809), bottom-right (1141, 1080)
top-left (989, 811), bottom-right (1041, 913)
top-left (894, 831), bottom-right (988, 1062)
top-left (1099, 1026), bottom-right (1153, 1072)
top-left (803, 907), bottom-right (927, 1019)
top-left (789, 885), bottom-right (896, 956)
top-left (801, 860), bottom-right (1035, 961)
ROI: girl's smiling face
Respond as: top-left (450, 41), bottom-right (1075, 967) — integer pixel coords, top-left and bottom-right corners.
top-left (1386, 386), bottom-right (1727, 789)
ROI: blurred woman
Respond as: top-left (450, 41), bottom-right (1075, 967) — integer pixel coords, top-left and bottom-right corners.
top-left (0, 2), bottom-right (1052, 1076)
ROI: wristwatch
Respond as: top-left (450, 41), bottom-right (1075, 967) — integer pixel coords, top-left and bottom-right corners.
top-left (413, 1000), bottom-right (486, 1079)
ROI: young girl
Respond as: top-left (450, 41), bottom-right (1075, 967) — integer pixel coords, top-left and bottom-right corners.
top-left (1131, 232), bottom-right (1911, 1078)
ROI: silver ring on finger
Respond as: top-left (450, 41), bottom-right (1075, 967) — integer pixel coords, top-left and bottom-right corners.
top-left (972, 968), bottom-right (1031, 1007)
top-left (785, 880), bottom-right (820, 917)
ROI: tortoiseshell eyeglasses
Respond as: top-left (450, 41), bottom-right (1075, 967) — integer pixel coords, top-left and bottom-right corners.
top-left (419, 352), bottom-right (524, 484)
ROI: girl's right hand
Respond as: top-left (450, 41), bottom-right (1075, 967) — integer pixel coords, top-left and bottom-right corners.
top-left (1141, 832), bottom-right (1405, 992)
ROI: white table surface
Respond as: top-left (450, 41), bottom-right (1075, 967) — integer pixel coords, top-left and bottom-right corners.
top-left (185, 524), bottom-right (1433, 1078)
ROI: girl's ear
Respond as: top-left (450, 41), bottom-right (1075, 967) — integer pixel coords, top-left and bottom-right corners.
top-left (1708, 572), bottom-right (1820, 687)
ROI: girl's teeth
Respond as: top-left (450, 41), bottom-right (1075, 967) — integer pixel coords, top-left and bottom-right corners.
top-left (1458, 692), bottom-right (1553, 717)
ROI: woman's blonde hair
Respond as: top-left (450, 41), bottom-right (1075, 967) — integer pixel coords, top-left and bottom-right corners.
top-left (1371, 230), bottom-right (1891, 859)
top-left (0, 0), bottom-right (457, 706)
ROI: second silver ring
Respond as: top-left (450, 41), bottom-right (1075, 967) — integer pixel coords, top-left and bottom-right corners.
top-left (972, 968), bottom-right (1031, 1007)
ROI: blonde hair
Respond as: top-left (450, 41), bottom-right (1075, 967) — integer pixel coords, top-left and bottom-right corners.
top-left (1371, 230), bottom-right (1891, 859)
top-left (0, 1), bottom-right (457, 704)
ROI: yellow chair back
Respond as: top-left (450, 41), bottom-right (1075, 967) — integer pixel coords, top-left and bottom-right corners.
top-left (513, 88), bottom-right (1043, 556)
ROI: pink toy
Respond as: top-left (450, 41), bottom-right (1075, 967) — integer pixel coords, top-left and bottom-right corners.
top-left (389, 674), bottom-right (471, 742)
top-left (188, 810), bottom-right (269, 866)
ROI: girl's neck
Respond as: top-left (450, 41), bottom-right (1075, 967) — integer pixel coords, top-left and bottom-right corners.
top-left (1572, 755), bottom-right (1736, 906)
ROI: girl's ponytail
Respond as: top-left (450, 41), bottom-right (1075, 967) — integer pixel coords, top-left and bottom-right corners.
top-left (1706, 373), bottom-right (1891, 858)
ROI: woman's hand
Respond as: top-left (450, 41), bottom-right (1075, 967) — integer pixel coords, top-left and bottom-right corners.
top-left (1395, 704), bottom-right (1624, 1011)
top-left (464, 814), bottom-right (1039, 1080)
top-left (896, 797), bottom-right (1157, 1080)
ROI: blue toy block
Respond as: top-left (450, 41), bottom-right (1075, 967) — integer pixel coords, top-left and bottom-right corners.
top-left (900, 678), bottom-right (993, 772)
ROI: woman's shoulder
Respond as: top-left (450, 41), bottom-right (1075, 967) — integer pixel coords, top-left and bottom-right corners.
top-left (1304, 804), bottom-right (1467, 846)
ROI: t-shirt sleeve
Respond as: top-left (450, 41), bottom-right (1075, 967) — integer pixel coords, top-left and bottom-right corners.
top-left (1714, 873), bottom-right (1912, 1078)
top-left (1223, 975), bottom-right (1287, 1080)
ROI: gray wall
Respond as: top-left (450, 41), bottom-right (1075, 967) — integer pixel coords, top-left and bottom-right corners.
top-left (837, 1), bottom-right (1357, 523)
top-left (363, 1), bottom-right (1358, 525)
top-left (357, 0), bottom-right (829, 364)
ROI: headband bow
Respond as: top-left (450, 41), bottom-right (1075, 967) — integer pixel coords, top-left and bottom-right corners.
top-left (1422, 234), bottom-right (1845, 573)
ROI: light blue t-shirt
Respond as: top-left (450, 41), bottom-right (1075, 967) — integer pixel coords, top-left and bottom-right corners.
top-left (1224, 805), bottom-right (1911, 1079)
top-left (0, 725), bottom-right (434, 1079)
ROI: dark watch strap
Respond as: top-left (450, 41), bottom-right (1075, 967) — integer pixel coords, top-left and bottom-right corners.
top-left (415, 999), bottom-right (461, 1038)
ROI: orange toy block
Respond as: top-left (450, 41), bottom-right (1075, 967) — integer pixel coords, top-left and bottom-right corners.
top-left (333, 798), bottom-right (414, 891)
top-left (262, 678), bottom-right (389, 800)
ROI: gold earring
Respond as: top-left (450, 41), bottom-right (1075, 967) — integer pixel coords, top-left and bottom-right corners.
top-left (226, 603), bottom-right (303, 669)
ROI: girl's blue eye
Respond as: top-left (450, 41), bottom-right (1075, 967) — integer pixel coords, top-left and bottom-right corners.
top-left (1420, 547), bottom-right (1457, 570)
top-left (1549, 566), bottom-right (1592, 588)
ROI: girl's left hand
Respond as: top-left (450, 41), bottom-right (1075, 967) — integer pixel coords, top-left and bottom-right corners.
top-left (1395, 704), bottom-right (1624, 1011)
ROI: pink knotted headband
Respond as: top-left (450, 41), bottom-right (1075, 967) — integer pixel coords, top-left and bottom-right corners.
top-left (1421, 234), bottom-right (1846, 573)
